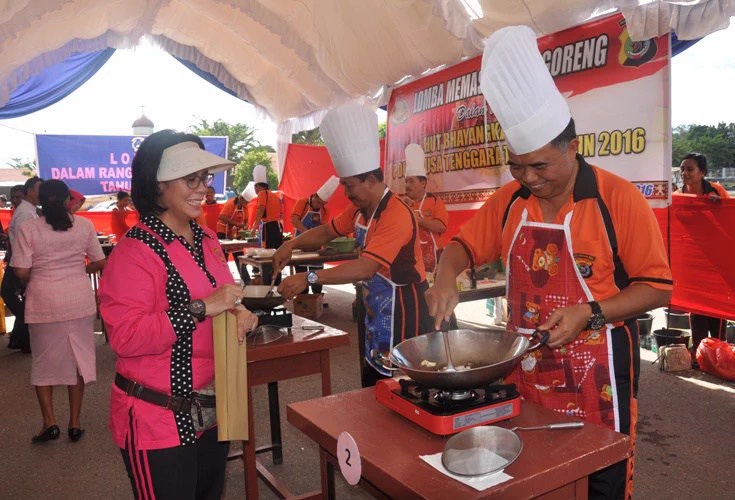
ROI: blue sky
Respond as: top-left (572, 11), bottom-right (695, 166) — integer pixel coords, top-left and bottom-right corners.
top-left (0, 20), bottom-right (733, 167)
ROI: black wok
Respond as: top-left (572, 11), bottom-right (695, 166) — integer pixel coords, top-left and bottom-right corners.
top-left (241, 285), bottom-right (286, 310)
top-left (389, 329), bottom-right (546, 390)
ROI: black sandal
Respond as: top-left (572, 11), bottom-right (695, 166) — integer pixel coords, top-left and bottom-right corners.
top-left (68, 428), bottom-right (85, 442)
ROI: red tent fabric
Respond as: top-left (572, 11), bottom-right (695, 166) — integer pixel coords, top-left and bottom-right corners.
top-left (278, 140), bottom-right (385, 233)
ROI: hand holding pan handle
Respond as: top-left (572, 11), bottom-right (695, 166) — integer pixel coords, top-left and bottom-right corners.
top-left (528, 329), bottom-right (550, 351)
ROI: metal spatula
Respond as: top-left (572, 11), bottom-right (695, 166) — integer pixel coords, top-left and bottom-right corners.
top-left (264, 276), bottom-right (277, 297)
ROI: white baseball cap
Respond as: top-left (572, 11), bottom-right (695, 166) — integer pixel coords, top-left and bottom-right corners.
top-left (480, 25), bottom-right (571, 155)
top-left (320, 103), bottom-right (380, 178)
top-left (157, 141), bottom-right (235, 182)
top-left (404, 143), bottom-right (426, 178)
top-left (316, 175), bottom-right (339, 202)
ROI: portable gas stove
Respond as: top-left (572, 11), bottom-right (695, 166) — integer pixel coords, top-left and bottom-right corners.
top-left (375, 377), bottom-right (520, 435)
top-left (255, 307), bottom-right (293, 328)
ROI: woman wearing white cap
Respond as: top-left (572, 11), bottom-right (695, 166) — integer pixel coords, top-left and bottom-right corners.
top-left (402, 144), bottom-right (448, 273)
top-left (274, 103), bottom-right (433, 387)
top-left (290, 175), bottom-right (339, 294)
top-left (426, 26), bottom-right (672, 498)
top-left (98, 130), bottom-right (258, 498)
top-left (250, 165), bottom-right (284, 285)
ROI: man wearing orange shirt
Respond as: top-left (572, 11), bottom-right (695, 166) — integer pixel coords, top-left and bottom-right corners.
top-left (274, 104), bottom-right (432, 387)
top-left (110, 191), bottom-right (132, 239)
top-left (401, 143), bottom-right (448, 273)
top-left (290, 176), bottom-right (339, 294)
top-left (425, 26), bottom-right (672, 499)
top-left (250, 165), bottom-right (283, 285)
top-left (198, 186), bottom-right (221, 233)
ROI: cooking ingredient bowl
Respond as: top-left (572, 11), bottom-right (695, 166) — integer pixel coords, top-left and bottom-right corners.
top-left (327, 237), bottom-right (356, 253)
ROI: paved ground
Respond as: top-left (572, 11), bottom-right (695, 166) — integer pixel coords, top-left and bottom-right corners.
top-left (1, 275), bottom-right (734, 499)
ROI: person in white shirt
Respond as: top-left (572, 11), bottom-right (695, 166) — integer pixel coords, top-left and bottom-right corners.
top-left (3, 176), bottom-right (42, 352)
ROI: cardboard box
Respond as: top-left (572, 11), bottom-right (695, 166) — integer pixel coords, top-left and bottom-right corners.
top-left (293, 293), bottom-right (324, 320)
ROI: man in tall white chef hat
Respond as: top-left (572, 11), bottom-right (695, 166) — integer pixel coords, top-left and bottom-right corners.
top-left (274, 103), bottom-right (433, 387)
top-left (401, 143), bottom-right (448, 273)
top-left (250, 164), bottom-right (284, 285)
top-left (289, 175), bottom-right (340, 294)
top-left (426, 25), bottom-right (672, 499)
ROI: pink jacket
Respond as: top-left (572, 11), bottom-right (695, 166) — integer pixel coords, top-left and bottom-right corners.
top-left (99, 218), bottom-right (233, 450)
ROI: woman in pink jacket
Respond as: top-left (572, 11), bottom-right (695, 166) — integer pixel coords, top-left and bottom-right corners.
top-left (99, 130), bottom-right (258, 498)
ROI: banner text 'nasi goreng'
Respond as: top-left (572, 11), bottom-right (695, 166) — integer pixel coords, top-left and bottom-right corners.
top-left (385, 13), bottom-right (671, 209)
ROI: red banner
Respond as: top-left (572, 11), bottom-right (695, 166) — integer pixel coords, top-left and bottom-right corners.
top-left (385, 13), bottom-right (671, 207)
top-left (653, 196), bottom-right (735, 320)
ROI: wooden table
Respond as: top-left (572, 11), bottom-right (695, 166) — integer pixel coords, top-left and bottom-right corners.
top-left (287, 388), bottom-right (630, 499)
top-left (219, 238), bottom-right (260, 253)
top-left (238, 250), bottom-right (358, 280)
top-left (238, 314), bottom-right (349, 499)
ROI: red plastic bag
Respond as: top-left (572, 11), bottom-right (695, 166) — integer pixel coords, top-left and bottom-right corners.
top-left (696, 338), bottom-right (735, 381)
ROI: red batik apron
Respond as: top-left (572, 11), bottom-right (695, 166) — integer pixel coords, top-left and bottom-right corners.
top-left (415, 194), bottom-right (438, 273)
top-left (504, 209), bottom-right (619, 431)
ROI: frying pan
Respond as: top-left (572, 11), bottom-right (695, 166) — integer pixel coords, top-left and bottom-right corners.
top-left (389, 329), bottom-right (547, 390)
top-left (240, 285), bottom-right (286, 310)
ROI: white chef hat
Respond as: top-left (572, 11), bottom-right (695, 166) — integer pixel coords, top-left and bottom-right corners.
top-left (253, 164), bottom-right (268, 184)
top-left (316, 175), bottom-right (339, 202)
top-left (320, 103), bottom-right (380, 178)
top-left (404, 143), bottom-right (426, 178)
top-left (480, 25), bottom-right (571, 155)
top-left (241, 181), bottom-right (257, 202)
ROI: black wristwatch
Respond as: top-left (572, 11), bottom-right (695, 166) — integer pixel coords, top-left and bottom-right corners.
top-left (307, 271), bottom-right (319, 285)
top-left (188, 299), bottom-right (206, 322)
top-left (586, 301), bottom-right (606, 330)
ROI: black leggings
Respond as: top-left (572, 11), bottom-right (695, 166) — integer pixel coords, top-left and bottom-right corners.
top-left (121, 425), bottom-right (229, 500)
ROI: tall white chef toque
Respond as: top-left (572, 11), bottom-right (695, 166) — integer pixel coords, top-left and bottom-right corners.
top-left (253, 164), bottom-right (268, 184)
top-left (241, 181), bottom-right (257, 202)
top-left (479, 25), bottom-right (571, 155)
top-left (320, 103), bottom-right (380, 178)
top-left (404, 143), bottom-right (426, 178)
top-left (316, 175), bottom-right (339, 202)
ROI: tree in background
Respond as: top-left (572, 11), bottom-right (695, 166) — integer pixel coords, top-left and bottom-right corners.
top-left (189, 118), bottom-right (264, 163)
top-left (291, 122), bottom-right (387, 144)
top-left (189, 118), bottom-right (276, 192)
top-left (232, 149), bottom-right (278, 193)
top-left (291, 127), bottom-right (323, 145)
top-left (672, 122), bottom-right (735, 170)
top-left (7, 158), bottom-right (36, 177)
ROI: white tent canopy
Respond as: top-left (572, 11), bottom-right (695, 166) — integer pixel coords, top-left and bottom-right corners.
top-left (1, 0), bottom-right (733, 134)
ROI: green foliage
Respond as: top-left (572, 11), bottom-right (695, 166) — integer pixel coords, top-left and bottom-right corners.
top-left (292, 127), bottom-right (323, 145)
top-left (231, 150), bottom-right (278, 193)
top-left (378, 122), bottom-right (387, 139)
top-left (7, 157), bottom-right (36, 177)
top-left (672, 123), bottom-right (735, 170)
top-left (189, 118), bottom-right (261, 163)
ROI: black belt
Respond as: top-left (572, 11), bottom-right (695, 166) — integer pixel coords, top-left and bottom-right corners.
top-left (114, 373), bottom-right (215, 413)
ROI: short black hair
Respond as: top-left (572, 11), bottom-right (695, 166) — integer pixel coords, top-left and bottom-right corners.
top-left (682, 152), bottom-right (707, 175)
top-left (39, 179), bottom-right (72, 231)
top-left (10, 185), bottom-right (24, 195)
top-left (131, 129), bottom-right (205, 217)
top-left (117, 190), bottom-right (130, 201)
top-left (354, 168), bottom-right (384, 183)
top-left (255, 182), bottom-right (269, 190)
top-left (550, 118), bottom-right (577, 150)
top-left (23, 176), bottom-right (42, 195)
